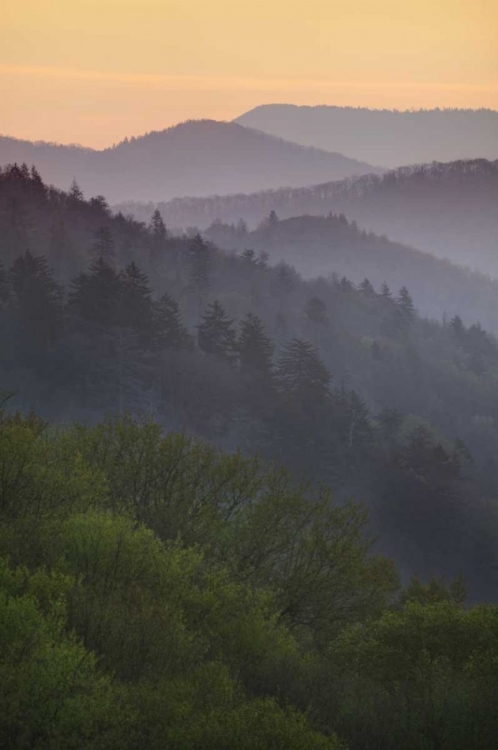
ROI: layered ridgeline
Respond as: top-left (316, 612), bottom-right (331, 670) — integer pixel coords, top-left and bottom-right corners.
top-left (1, 163), bottom-right (498, 600)
top-left (205, 212), bottom-right (498, 333)
top-left (235, 104), bottom-right (498, 166)
top-left (0, 120), bottom-right (382, 203)
top-left (118, 159), bottom-right (498, 277)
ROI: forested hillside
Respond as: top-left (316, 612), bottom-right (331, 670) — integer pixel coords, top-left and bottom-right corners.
top-left (119, 159), bottom-right (498, 276)
top-left (0, 121), bottom-right (381, 203)
top-left (205, 212), bottom-right (498, 333)
top-left (1, 163), bottom-right (498, 603)
top-left (2, 408), bottom-right (497, 749)
top-left (235, 105), bottom-right (498, 166)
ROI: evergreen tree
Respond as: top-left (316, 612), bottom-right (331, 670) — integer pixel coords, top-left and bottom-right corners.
top-left (9, 251), bottom-right (63, 352)
top-left (238, 313), bottom-right (274, 377)
top-left (153, 293), bottom-right (193, 351)
top-left (68, 257), bottom-right (120, 330)
top-left (396, 286), bottom-right (416, 327)
top-left (90, 226), bottom-right (115, 264)
top-left (339, 276), bottom-right (355, 292)
top-left (450, 315), bottom-right (466, 340)
top-left (304, 296), bottom-right (328, 326)
top-left (359, 278), bottom-right (376, 297)
top-left (188, 233), bottom-right (210, 294)
top-left (276, 338), bottom-right (331, 408)
top-left (275, 262), bottom-right (297, 295)
top-left (271, 339), bottom-right (334, 479)
top-left (380, 282), bottom-right (392, 299)
top-left (68, 178), bottom-right (84, 203)
top-left (198, 300), bottom-right (237, 364)
top-left (149, 209), bottom-right (168, 266)
top-left (118, 262), bottom-right (153, 340)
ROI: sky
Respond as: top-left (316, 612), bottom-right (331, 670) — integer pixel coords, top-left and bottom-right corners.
top-left (1, 0), bottom-right (497, 148)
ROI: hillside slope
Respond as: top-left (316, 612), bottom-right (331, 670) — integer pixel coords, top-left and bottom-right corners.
top-left (0, 120), bottom-right (382, 203)
top-left (119, 160), bottom-right (498, 276)
top-left (2, 163), bottom-right (498, 598)
top-left (205, 213), bottom-right (498, 333)
top-left (235, 104), bottom-right (498, 166)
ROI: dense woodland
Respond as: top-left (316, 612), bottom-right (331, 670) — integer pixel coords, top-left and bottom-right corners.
top-left (1, 163), bottom-right (498, 747)
top-left (204, 211), bottom-right (498, 333)
top-left (2, 408), bottom-right (497, 749)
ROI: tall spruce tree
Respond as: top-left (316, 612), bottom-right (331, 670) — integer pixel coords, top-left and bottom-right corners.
top-left (188, 233), bottom-right (210, 295)
top-left (397, 286), bottom-right (416, 327)
top-left (68, 257), bottom-right (120, 331)
top-left (9, 251), bottom-right (63, 353)
top-left (149, 209), bottom-right (168, 266)
top-left (276, 338), bottom-right (331, 408)
top-left (304, 296), bottom-right (328, 326)
top-left (90, 226), bottom-right (115, 264)
top-left (118, 262), bottom-right (153, 344)
top-left (198, 300), bottom-right (237, 364)
top-left (238, 312), bottom-right (274, 377)
top-left (153, 293), bottom-right (193, 351)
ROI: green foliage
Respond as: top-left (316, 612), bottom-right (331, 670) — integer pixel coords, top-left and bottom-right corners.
top-left (0, 411), bottom-right (496, 748)
top-left (327, 599), bottom-right (498, 749)
top-left (0, 559), bottom-right (119, 749)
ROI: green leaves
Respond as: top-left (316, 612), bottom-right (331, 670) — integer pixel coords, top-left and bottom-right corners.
top-left (0, 559), bottom-right (118, 750)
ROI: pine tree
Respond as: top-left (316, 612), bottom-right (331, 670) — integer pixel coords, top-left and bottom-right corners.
top-left (238, 313), bottom-right (274, 376)
top-left (397, 286), bottom-right (416, 327)
top-left (153, 293), bottom-right (193, 351)
top-left (198, 300), bottom-right (237, 364)
top-left (339, 276), bottom-right (355, 292)
top-left (90, 226), bottom-right (115, 264)
top-left (188, 233), bottom-right (210, 294)
top-left (149, 209), bottom-right (168, 266)
top-left (275, 262), bottom-right (297, 294)
top-left (9, 251), bottom-right (63, 351)
top-left (450, 315), bottom-right (465, 340)
top-left (380, 282), bottom-right (392, 299)
top-left (359, 278), bottom-right (376, 297)
top-left (68, 179), bottom-right (84, 203)
top-left (271, 339), bottom-right (333, 478)
top-left (276, 338), bottom-right (331, 407)
top-left (118, 262), bottom-right (153, 343)
top-left (68, 257), bottom-right (120, 330)
top-left (304, 296), bottom-right (328, 326)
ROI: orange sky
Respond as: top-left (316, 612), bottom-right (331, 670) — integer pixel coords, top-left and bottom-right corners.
top-left (1, 0), bottom-right (497, 148)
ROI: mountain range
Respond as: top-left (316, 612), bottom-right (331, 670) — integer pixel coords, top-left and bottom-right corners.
top-left (118, 159), bottom-right (498, 277)
top-left (235, 105), bottom-right (498, 166)
top-left (205, 212), bottom-right (498, 334)
top-left (0, 120), bottom-right (382, 203)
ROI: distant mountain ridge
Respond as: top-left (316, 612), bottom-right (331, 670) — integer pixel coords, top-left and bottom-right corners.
top-left (0, 120), bottom-right (382, 203)
top-left (204, 212), bottom-right (498, 333)
top-left (235, 105), bottom-right (498, 166)
top-left (117, 159), bottom-right (498, 277)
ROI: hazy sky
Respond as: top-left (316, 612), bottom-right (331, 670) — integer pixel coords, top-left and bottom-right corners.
top-left (1, 0), bottom-right (497, 148)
